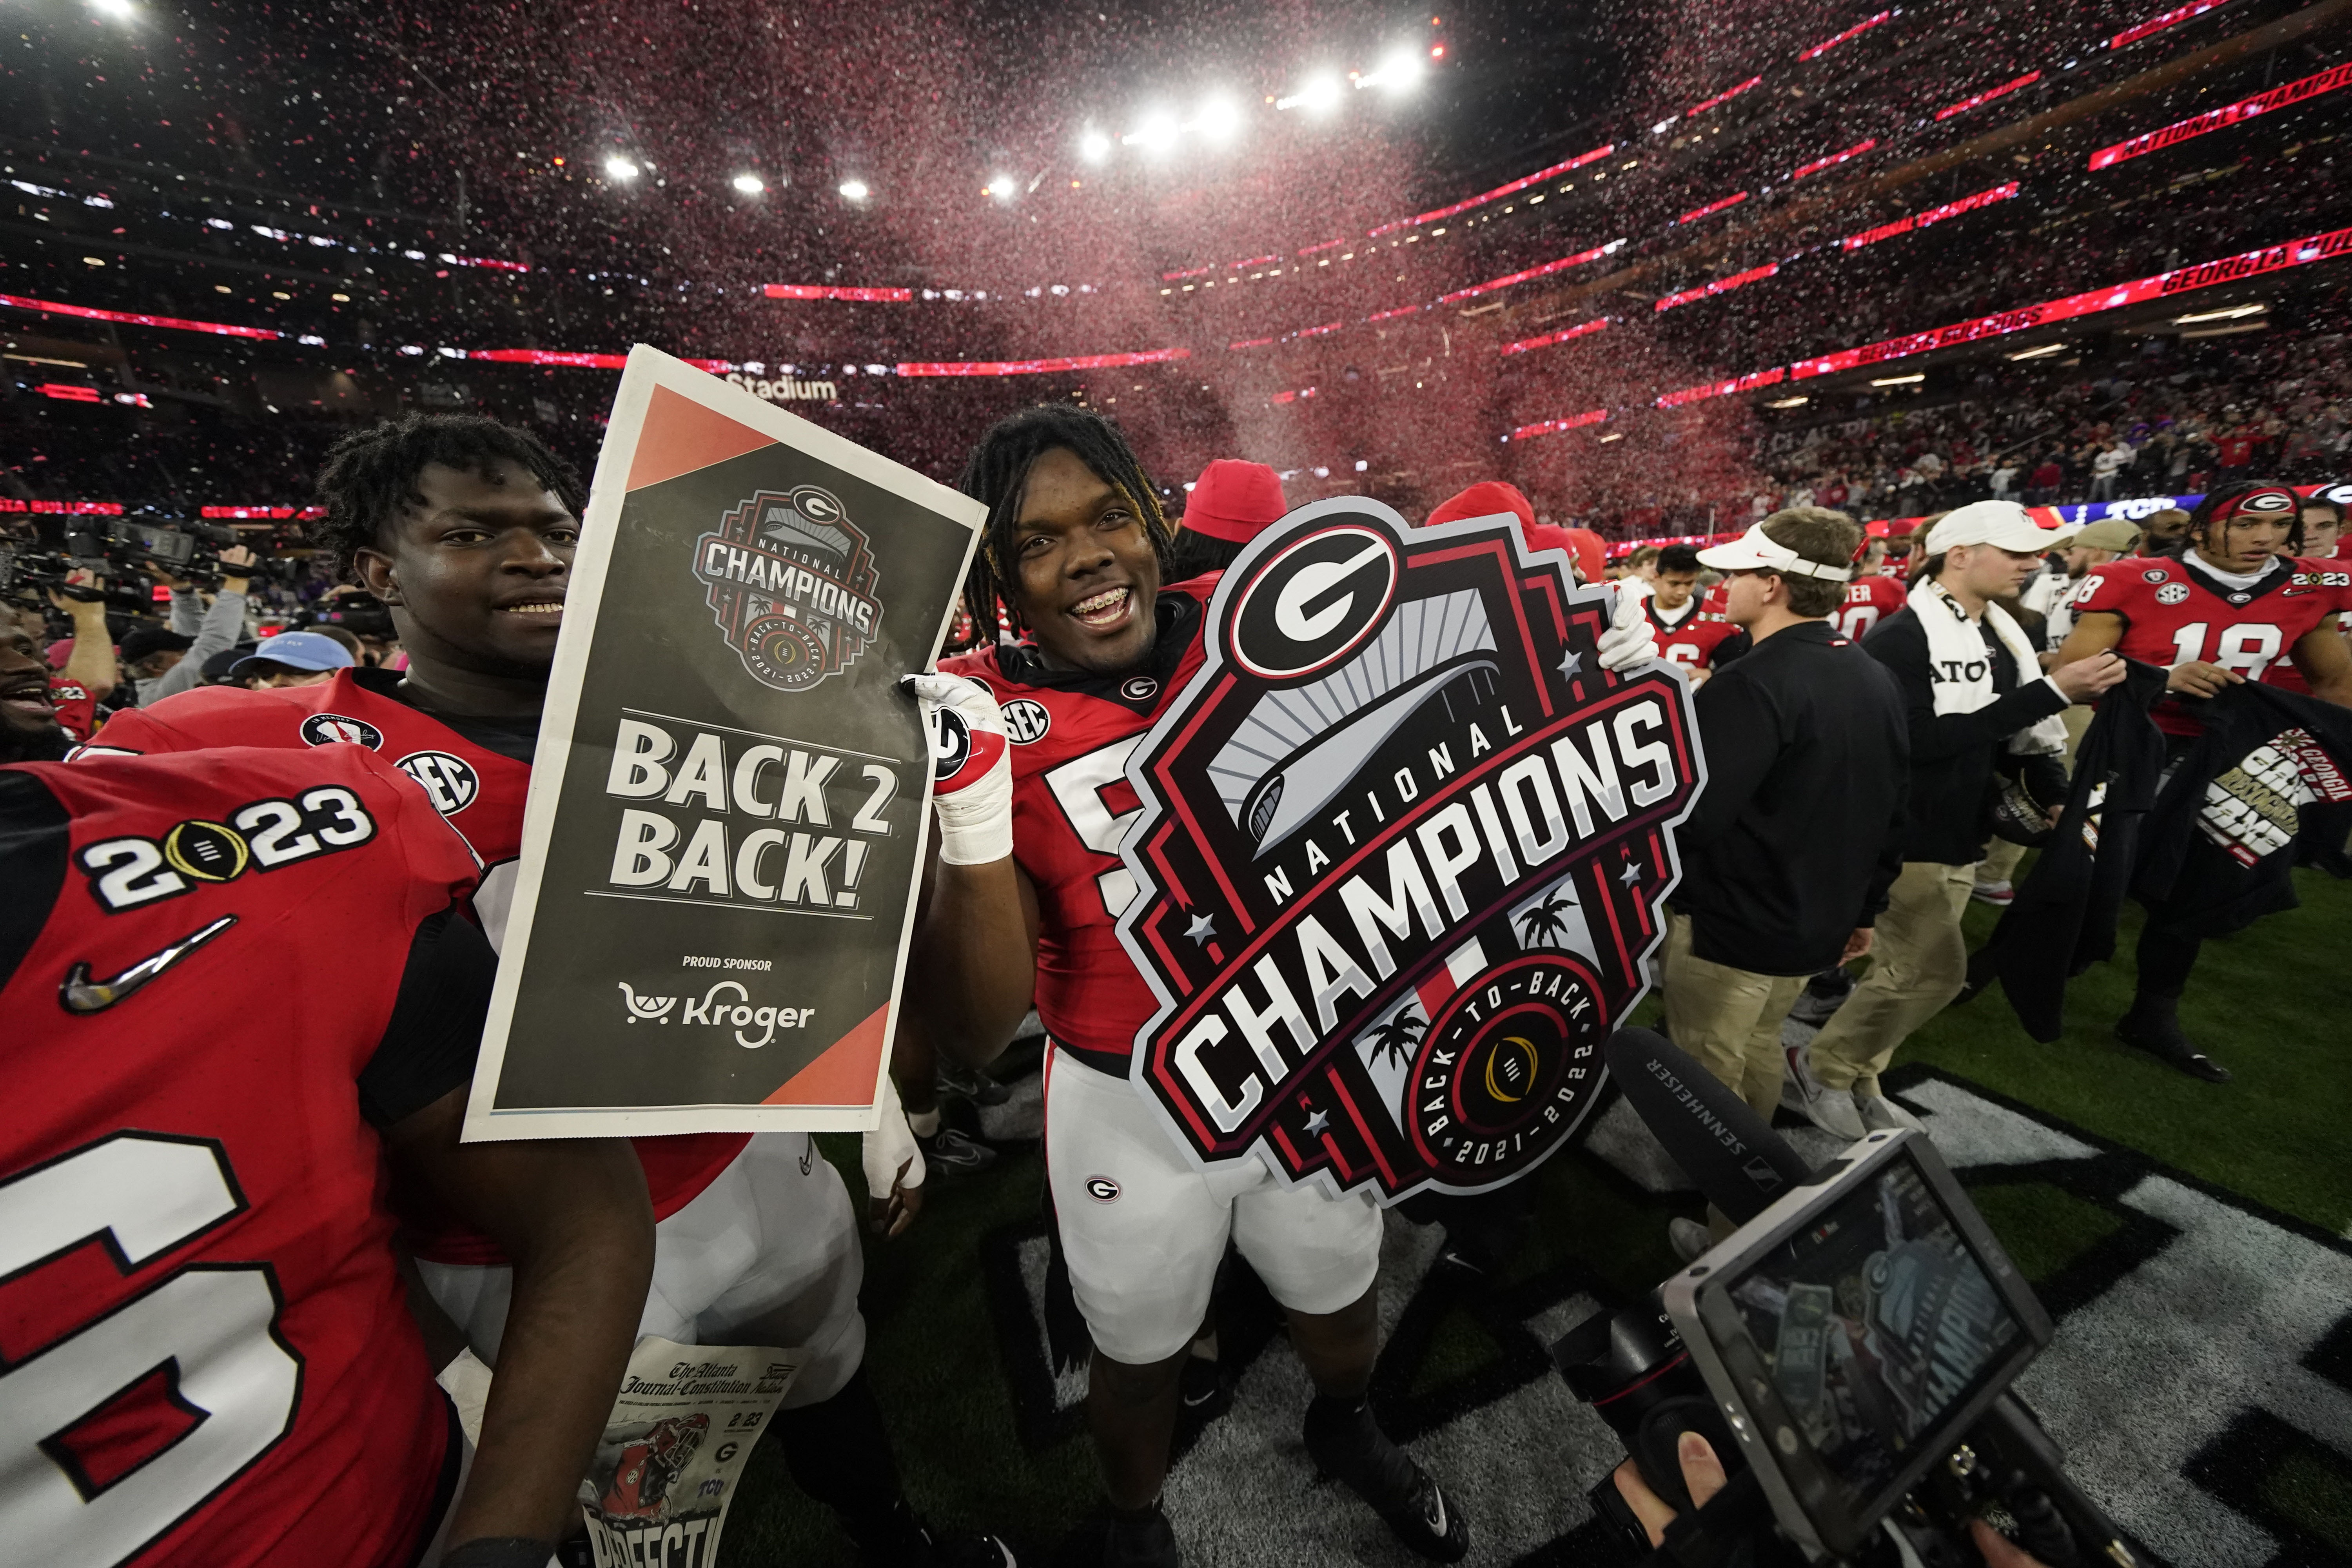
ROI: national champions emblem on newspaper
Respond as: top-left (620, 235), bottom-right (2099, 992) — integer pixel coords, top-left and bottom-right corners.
top-left (1116, 498), bottom-right (1704, 1204)
top-left (693, 484), bottom-right (884, 692)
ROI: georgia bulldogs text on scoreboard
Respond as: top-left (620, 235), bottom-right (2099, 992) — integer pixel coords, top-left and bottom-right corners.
top-left (1116, 499), bottom-right (1704, 1203)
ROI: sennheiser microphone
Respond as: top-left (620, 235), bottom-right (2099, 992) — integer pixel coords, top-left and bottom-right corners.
top-left (1602, 1027), bottom-right (1815, 1225)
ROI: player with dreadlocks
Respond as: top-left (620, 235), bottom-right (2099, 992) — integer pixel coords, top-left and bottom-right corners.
top-left (906, 406), bottom-right (1658, 1566)
top-left (2055, 479), bottom-right (2352, 1080)
top-left (81, 412), bottom-right (1015, 1568)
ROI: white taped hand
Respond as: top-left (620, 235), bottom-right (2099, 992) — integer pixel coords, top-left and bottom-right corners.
top-left (862, 1068), bottom-right (925, 1237)
top-left (902, 671), bottom-right (1014, 865)
top-left (1597, 584), bottom-right (1661, 671)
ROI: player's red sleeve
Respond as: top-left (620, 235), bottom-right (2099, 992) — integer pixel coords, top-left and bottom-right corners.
top-left (2069, 562), bottom-right (2142, 625)
top-left (77, 702), bottom-right (193, 756)
top-left (353, 750), bottom-right (484, 926)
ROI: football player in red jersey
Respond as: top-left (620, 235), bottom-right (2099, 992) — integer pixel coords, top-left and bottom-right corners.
top-left (1646, 543), bottom-right (1751, 684)
top-left (81, 414), bottom-right (1011, 1566)
top-left (2056, 481), bottom-right (2352, 1079)
top-left (907, 406), bottom-right (1658, 1566)
top-left (1831, 537), bottom-right (1906, 643)
top-left (0, 740), bottom-right (652, 1568)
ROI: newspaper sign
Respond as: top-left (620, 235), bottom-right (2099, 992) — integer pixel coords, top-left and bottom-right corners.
top-left (579, 1336), bottom-right (799, 1568)
top-left (465, 347), bottom-right (985, 1139)
top-left (1116, 499), bottom-right (1704, 1203)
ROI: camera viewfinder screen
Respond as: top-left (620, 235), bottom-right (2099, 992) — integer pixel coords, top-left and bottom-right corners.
top-left (1723, 1153), bottom-right (2020, 1503)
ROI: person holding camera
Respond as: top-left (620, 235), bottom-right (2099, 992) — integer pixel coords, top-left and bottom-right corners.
top-left (1787, 503), bottom-right (2127, 1139)
top-left (1611, 1434), bottom-right (2057, 1566)
top-left (129, 543), bottom-right (259, 704)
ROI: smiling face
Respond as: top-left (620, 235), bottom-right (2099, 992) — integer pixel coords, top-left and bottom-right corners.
top-left (0, 624), bottom-right (61, 761)
top-left (1006, 446), bottom-right (1162, 674)
top-left (355, 458), bottom-right (578, 679)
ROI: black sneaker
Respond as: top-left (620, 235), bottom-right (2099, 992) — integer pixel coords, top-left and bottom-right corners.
top-left (940, 1060), bottom-right (1013, 1107)
top-left (2116, 1011), bottom-right (2230, 1082)
top-left (918, 1125), bottom-right (1002, 1177)
top-left (1303, 1399), bottom-right (1470, 1562)
top-left (849, 1499), bottom-right (1019, 1567)
top-left (1054, 1504), bottom-right (1180, 1568)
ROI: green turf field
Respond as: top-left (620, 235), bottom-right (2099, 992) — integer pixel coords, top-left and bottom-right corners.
top-left (719, 867), bottom-right (2352, 1566)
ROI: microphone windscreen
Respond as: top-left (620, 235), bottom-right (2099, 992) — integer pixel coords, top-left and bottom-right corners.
top-left (1602, 1027), bottom-right (1817, 1225)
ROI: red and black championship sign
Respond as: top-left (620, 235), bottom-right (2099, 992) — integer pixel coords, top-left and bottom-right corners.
top-left (1116, 499), bottom-right (1704, 1203)
top-left (693, 485), bottom-right (884, 692)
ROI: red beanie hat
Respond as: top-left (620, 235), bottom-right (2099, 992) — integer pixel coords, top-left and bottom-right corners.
top-left (1426, 480), bottom-right (1535, 533)
top-left (1181, 459), bottom-right (1289, 544)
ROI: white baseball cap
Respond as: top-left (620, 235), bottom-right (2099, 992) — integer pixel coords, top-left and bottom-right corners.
top-left (1695, 524), bottom-right (1853, 581)
top-left (1924, 500), bottom-right (2081, 555)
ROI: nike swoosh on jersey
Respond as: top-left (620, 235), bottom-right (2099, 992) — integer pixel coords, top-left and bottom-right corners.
top-left (60, 915), bottom-right (238, 1014)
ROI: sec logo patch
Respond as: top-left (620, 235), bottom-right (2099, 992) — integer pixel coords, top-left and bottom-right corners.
top-left (1002, 698), bottom-right (1051, 744)
top-left (1083, 1176), bottom-right (1121, 1203)
top-left (2155, 583), bottom-right (2190, 606)
top-left (396, 751), bottom-right (481, 815)
top-left (300, 713), bottom-right (383, 750)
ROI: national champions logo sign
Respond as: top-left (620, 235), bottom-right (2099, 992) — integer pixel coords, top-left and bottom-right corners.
top-left (693, 485), bottom-right (884, 692)
top-left (1116, 498), bottom-right (1704, 1204)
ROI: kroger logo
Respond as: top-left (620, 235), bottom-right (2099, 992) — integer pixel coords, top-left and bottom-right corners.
top-left (616, 980), bottom-right (815, 1048)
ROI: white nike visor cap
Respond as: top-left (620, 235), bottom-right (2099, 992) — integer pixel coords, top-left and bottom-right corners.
top-left (1695, 524), bottom-right (1853, 581)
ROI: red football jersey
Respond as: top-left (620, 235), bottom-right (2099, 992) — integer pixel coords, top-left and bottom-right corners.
top-left (2072, 554), bottom-right (2347, 733)
top-left (939, 580), bottom-right (1214, 1075)
top-left (82, 668), bottom-right (749, 1261)
top-left (48, 677), bottom-right (97, 743)
top-left (0, 748), bottom-right (467, 1566)
top-left (1831, 574), bottom-right (1907, 643)
top-left (1645, 597), bottom-right (1745, 670)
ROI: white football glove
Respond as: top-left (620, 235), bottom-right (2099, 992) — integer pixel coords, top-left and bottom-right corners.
top-left (861, 1068), bottom-right (926, 1237)
top-left (901, 671), bottom-right (1013, 865)
top-left (1597, 585), bottom-right (1660, 671)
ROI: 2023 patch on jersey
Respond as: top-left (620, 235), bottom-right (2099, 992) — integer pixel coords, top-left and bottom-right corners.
top-left (81, 667), bottom-right (751, 1260)
top-left (0, 748), bottom-right (471, 1567)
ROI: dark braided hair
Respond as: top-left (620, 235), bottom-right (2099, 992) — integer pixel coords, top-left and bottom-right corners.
top-left (310, 412), bottom-right (587, 581)
top-left (956, 405), bottom-right (1172, 634)
top-left (2189, 478), bottom-right (2303, 559)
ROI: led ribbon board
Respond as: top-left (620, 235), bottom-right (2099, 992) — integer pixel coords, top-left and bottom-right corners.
top-left (1114, 500), bottom-right (1704, 1203)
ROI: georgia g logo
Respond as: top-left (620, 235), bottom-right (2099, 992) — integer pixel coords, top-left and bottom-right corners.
top-left (1227, 520), bottom-right (1400, 681)
top-left (929, 706), bottom-right (973, 782)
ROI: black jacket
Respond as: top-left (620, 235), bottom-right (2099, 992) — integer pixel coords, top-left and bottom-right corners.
top-left (1673, 620), bottom-right (1911, 976)
top-left (1861, 604), bottom-right (2069, 866)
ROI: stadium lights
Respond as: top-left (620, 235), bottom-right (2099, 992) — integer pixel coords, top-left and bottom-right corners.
top-left (838, 178), bottom-right (871, 201)
top-left (1765, 396), bottom-right (1809, 408)
top-left (1597, 432), bottom-right (1625, 443)
top-left (1194, 95), bottom-right (1242, 143)
top-left (1870, 373), bottom-right (1925, 386)
top-left (1362, 49), bottom-right (1425, 92)
top-left (730, 173), bottom-right (766, 195)
top-left (1277, 75), bottom-right (1345, 113)
top-left (90, 0), bottom-right (134, 18)
top-left (1123, 111), bottom-right (1181, 154)
top-left (1079, 129), bottom-right (1112, 164)
top-left (2172, 301), bottom-right (2265, 324)
top-left (987, 173), bottom-right (1018, 200)
top-left (2005, 342), bottom-right (2067, 359)
top-left (603, 156), bottom-right (641, 181)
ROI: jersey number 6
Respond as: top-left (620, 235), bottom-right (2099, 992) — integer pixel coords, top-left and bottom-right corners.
top-left (0, 1134), bottom-right (300, 1564)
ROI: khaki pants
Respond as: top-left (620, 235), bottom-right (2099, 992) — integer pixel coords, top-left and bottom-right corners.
top-left (1806, 861), bottom-right (1975, 1097)
top-left (1661, 912), bottom-right (1808, 1121)
top-left (1975, 837), bottom-right (2027, 887)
